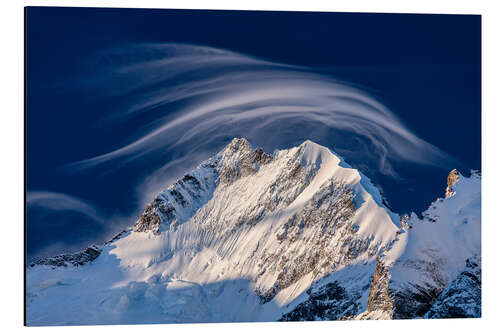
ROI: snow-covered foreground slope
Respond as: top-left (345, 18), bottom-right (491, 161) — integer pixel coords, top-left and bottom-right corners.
top-left (26, 139), bottom-right (481, 325)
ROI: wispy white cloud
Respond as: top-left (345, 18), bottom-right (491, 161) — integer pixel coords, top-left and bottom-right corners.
top-left (26, 191), bottom-right (137, 260)
top-left (27, 191), bottom-right (104, 224)
top-left (64, 43), bottom-right (459, 201)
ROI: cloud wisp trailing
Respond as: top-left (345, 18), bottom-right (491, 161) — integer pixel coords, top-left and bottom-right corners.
top-left (26, 191), bottom-right (110, 260)
top-left (27, 191), bottom-right (105, 225)
top-left (66, 43), bottom-right (458, 202)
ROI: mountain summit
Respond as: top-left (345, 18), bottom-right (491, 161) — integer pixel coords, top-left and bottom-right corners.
top-left (26, 139), bottom-right (481, 325)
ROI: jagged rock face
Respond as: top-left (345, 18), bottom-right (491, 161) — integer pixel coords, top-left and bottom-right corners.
top-left (218, 138), bottom-right (272, 184)
top-left (424, 256), bottom-right (481, 318)
top-left (29, 245), bottom-right (102, 268)
top-left (445, 169), bottom-right (460, 198)
top-left (257, 180), bottom-right (358, 302)
top-left (279, 281), bottom-right (361, 321)
top-left (366, 258), bottom-right (393, 314)
top-left (134, 159), bottom-right (218, 233)
top-left (134, 197), bottom-right (172, 234)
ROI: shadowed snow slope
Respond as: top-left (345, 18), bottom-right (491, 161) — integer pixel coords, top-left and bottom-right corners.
top-left (26, 139), bottom-right (480, 325)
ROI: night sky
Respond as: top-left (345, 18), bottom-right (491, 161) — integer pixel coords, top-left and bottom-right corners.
top-left (26, 7), bottom-right (481, 260)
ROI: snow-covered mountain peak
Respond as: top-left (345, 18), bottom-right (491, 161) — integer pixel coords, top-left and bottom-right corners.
top-left (108, 139), bottom-right (403, 312)
top-left (296, 139), bottom-right (342, 167)
top-left (26, 139), bottom-right (481, 325)
top-left (131, 138), bottom-right (396, 239)
top-left (218, 137), bottom-right (254, 162)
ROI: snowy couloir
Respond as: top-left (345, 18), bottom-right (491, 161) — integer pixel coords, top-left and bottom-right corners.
top-left (26, 138), bottom-right (481, 325)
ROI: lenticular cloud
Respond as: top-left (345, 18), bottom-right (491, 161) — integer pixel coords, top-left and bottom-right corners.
top-left (69, 43), bottom-right (457, 197)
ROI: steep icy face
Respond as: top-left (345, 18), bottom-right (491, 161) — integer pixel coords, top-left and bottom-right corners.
top-left (27, 138), bottom-right (400, 325)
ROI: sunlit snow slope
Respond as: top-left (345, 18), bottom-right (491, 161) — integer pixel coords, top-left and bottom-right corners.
top-left (26, 139), bottom-right (480, 325)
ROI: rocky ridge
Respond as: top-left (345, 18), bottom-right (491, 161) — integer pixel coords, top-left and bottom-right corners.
top-left (29, 245), bottom-right (102, 268)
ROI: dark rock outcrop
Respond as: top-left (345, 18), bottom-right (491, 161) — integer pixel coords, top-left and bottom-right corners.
top-left (218, 138), bottom-right (271, 184)
top-left (392, 282), bottom-right (443, 319)
top-left (29, 245), bottom-right (102, 268)
top-left (279, 281), bottom-right (360, 321)
top-left (424, 257), bottom-right (481, 318)
top-left (134, 196), bottom-right (175, 235)
top-left (103, 229), bottom-right (129, 246)
top-left (445, 169), bottom-right (460, 198)
top-left (366, 258), bottom-right (393, 313)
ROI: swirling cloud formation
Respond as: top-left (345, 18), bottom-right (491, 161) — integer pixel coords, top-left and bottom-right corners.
top-left (67, 43), bottom-right (457, 202)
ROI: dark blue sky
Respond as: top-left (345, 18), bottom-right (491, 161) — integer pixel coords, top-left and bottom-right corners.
top-left (26, 7), bottom-right (481, 259)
